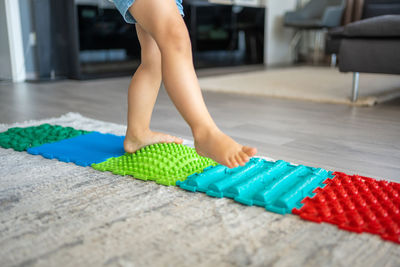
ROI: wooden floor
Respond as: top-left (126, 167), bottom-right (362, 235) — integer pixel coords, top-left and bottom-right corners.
top-left (1, 67), bottom-right (400, 182)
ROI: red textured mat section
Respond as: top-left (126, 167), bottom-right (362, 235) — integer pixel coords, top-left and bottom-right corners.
top-left (293, 172), bottom-right (400, 244)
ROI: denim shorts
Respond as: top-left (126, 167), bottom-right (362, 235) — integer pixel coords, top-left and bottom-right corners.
top-left (111, 0), bottom-right (184, 24)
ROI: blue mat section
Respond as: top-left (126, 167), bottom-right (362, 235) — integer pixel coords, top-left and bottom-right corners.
top-left (177, 158), bottom-right (334, 214)
top-left (27, 132), bottom-right (125, 167)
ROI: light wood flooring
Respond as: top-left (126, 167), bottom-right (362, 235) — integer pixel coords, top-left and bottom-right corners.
top-left (1, 66), bottom-right (399, 182)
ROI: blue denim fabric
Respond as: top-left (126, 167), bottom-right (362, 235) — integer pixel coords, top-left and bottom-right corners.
top-left (111, 0), bottom-right (184, 24)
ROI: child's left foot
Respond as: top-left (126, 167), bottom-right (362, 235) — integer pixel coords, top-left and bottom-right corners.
top-left (124, 129), bottom-right (183, 153)
top-left (194, 127), bottom-right (257, 168)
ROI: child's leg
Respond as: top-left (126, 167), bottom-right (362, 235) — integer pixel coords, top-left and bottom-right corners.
top-left (124, 24), bottom-right (183, 153)
top-left (129, 0), bottom-right (256, 168)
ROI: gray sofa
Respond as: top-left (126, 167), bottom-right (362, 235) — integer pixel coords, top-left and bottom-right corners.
top-left (328, 15), bottom-right (400, 101)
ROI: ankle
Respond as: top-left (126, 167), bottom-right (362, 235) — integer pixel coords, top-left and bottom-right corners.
top-left (192, 125), bottom-right (220, 142)
top-left (126, 127), bottom-right (151, 141)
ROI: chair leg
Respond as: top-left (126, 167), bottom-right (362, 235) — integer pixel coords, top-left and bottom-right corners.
top-left (313, 30), bottom-right (323, 64)
top-left (290, 30), bottom-right (302, 62)
top-left (351, 72), bottom-right (360, 102)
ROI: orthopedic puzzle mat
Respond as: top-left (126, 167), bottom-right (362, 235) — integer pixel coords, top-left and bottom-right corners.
top-left (1, 124), bottom-right (399, 244)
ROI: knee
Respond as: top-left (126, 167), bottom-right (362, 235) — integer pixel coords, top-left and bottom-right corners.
top-left (157, 21), bottom-right (191, 56)
top-left (140, 46), bottom-right (162, 74)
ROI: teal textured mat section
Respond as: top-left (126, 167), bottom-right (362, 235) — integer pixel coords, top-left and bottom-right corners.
top-left (0, 124), bottom-right (91, 151)
top-left (177, 158), bottom-right (334, 214)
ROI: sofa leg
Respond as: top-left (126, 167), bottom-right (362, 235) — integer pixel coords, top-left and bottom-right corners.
top-left (351, 72), bottom-right (360, 102)
top-left (330, 54), bottom-right (337, 67)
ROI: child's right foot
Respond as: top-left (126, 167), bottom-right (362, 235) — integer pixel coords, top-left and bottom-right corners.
top-left (124, 129), bottom-right (183, 153)
top-left (194, 128), bottom-right (257, 168)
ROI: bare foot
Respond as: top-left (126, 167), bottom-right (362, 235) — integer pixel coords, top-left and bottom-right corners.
top-left (194, 128), bottom-right (257, 168)
top-left (124, 129), bottom-right (183, 153)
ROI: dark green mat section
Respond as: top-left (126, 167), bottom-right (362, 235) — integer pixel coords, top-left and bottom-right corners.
top-left (92, 143), bottom-right (218, 186)
top-left (0, 124), bottom-right (91, 151)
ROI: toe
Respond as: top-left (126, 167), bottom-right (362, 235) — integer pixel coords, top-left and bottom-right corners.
top-left (174, 136), bottom-right (184, 144)
top-left (167, 134), bottom-right (183, 144)
top-left (166, 135), bottom-right (176, 143)
top-left (239, 151), bottom-right (249, 164)
top-left (235, 153), bottom-right (245, 166)
top-left (230, 155), bottom-right (239, 168)
top-left (242, 146), bottom-right (257, 157)
top-left (164, 134), bottom-right (181, 144)
top-left (224, 157), bottom-right (234, 168)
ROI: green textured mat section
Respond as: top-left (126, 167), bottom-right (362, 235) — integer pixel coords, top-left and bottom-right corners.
top-left (92, 143), bottom-right (218, 186)
top-left (0, 124), bottom-right (91, 151)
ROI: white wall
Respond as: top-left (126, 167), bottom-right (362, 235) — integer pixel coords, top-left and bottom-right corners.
top-left (1, 0), bottom-right (26, 82)
top-left (264, 0), bottom-right (297, 66)
top-left (0, 0), bottom-right (13, 80)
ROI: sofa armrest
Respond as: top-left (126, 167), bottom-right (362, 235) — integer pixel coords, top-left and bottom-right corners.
top-left (321, 5), bottom-right (345, 27)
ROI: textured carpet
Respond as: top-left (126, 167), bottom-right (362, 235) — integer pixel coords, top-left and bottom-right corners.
top-left (1, 113), bottom-right (399, 267)
top-left (198, 66), bottom-right (400, 106)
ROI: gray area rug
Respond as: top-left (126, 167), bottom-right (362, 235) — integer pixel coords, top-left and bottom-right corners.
top-left (1, 113), bottom-right (399, 267)
top-left (199, 67), bottom-right (400, 106)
